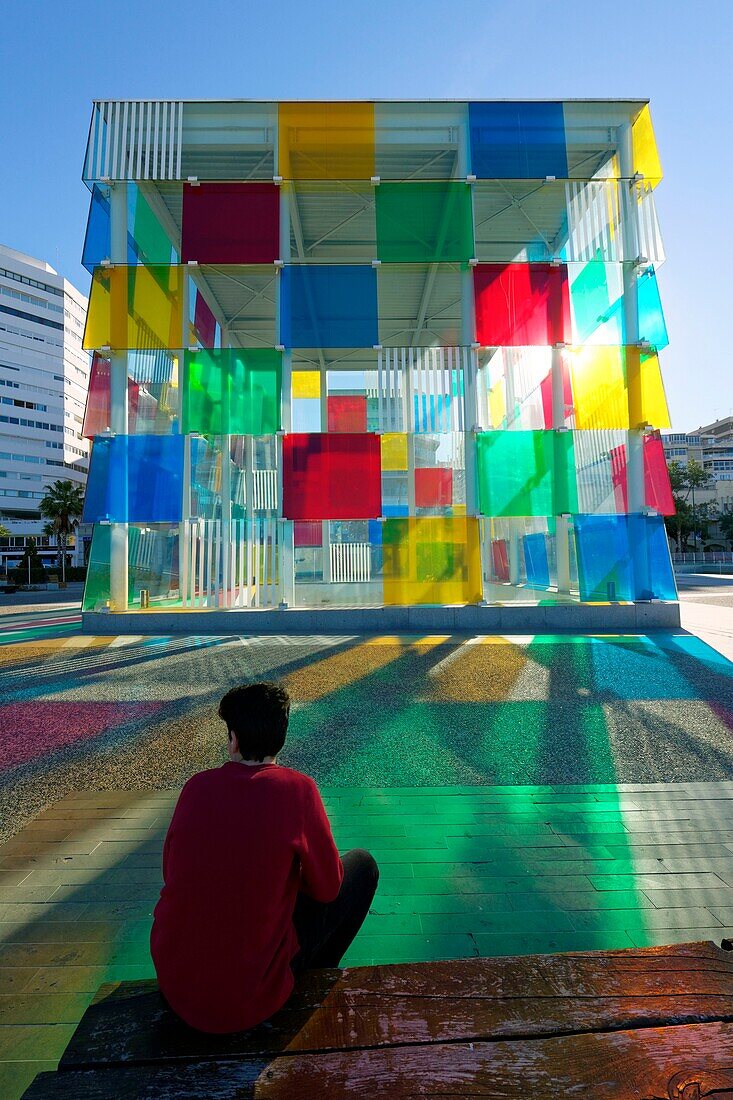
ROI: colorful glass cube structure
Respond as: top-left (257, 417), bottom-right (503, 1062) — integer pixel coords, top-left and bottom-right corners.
top-left (79, 99), bottom-right (676, 611)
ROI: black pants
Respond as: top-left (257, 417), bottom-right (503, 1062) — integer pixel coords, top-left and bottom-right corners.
top-left (291, 849), bottom-right (379, 973)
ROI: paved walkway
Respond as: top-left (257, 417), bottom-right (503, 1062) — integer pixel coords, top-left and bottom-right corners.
top-left (2, 782), bottom-right (733, 1098)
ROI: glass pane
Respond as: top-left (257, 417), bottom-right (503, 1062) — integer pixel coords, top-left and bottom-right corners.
top-left (574, 429), bottom-right (629, 513)
top-left (476, 430), bottom-right (578, 516)
top-left (282, 433), bottom-right (382, 520)
top-left (568, 346), bottom-right (628, 430)
top-left (523, 531), bottom-right (550, 589)
top-left (84, 266), bottom-right (184, 351)
top-left (375, 182), bottom-right (473, 263)
top-left (626, 347), bottom-right (670, 429)
top-left (382, 517), bottom-right (482, 605)
top-left (287, 182), bottom-right (376, 262)
top-left (182, 348), bottom-right (281, 435)
top-left (83, 434), bottom-right (184, 523)
top-left (377, 264), bottom-right (463, 347)
top-left (473, 180), bottom-right (569, 264)
top-left (381, 433), bottom-right (408, 470)
top-left (632, 104), bottom-right (663, 185)
top-left (181, 102), bottom-right (276, 180)
top-left (374, 102), bottom-right (465, 181)
top-left (280, 265), bottom-right (378, 348)
top-left (181, 183), bottom-right (279, 264)
top-left (327, 395), bottom-right (367, 432)
top-left (469, 102), bottom-right (568, 179)
top-left (644, 431), bottom-right (675, 515)
top-left (474, 263), bottom-right (571, 346)
top-left (82, 523), bottom-right (182, 612)
top-left (574, 513), bottom-right (676, 601)
top-left (192, 288), bottom-right (217, 348)
top-left (278, 102), bottom-right (375, 180)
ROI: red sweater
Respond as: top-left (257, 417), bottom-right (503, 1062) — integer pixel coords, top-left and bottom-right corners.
top-left (151, 762), bottom-right (342, 1033)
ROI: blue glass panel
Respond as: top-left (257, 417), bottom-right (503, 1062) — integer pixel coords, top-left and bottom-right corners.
top-left (83, 435), bottom-right (183, 523)
top-left (574, 514), bottom-right (676, 602)
top-left (383, 504), bottom-right (410, 517)
top-left (469, 102), bottom-right (568, 179)
top-left (280, 266), bottom-right (378, 348)
top-left (368, 519), bottom-right (383, 544)
top-left (82, 185), bottom-right (138, 272)
top-left (413, 392), bottom-right (452, 433)
top-left (523, 532), bottom-right (550, 589)
top-left (637, 268), bottom-right (669, 349)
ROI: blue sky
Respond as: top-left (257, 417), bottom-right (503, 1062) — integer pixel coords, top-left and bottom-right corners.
top-left (1, 0), bottom-right (730, 428)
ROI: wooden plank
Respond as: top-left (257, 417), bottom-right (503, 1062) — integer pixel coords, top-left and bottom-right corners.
top-left (21, 1060), bottom-right (264, 1099)
top-left (59, 971), bottom-right (341, 1068)
top-left (58, 943), bottom-right (733, 1068)
top-left (256, 1022), bottom-right (733, 1099)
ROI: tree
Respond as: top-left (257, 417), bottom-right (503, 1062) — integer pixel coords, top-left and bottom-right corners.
top-left (665, 459), bottom-right (714, 551)
top-left (39, 480), bottom-right (84, 584)
top-left (0, 523), bottom-right (9, 539)
top-left (719, 510), bottom-right (733, 546)
top-left (13, 538), bottom-right (46, 586)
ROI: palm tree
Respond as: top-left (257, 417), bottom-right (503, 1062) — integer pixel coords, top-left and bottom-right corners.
top-left (39, 480), bottom-right (85, 585)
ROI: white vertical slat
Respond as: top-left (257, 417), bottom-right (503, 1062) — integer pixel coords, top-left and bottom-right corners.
top-left (253, 519), bottom-right (261, 608)
top-left (144, 102), bottom-right (152, 180)
top-left (168, 102), bottom-right (177, 180)
top-left (153, 102), bottom-right (161, 180)
top-left (377, 349), bottom-right (385, 431)
top-left (176, 100), bottom-right (184, 180)
top-left (214, 519), bottom-right (222, 608)
top-left (94, 104), bottom-right (105, 181)
top-left (120, 100), bottom-right (130, 178)
top-left (110, 101), bottom-right (121, 180)
top-left (134, 102), bottom-right (144, 179)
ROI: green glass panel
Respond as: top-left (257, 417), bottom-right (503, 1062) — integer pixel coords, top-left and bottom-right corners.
top-left (131, 187), bottom-right (174, 264)
top-left (476, 431), bottom-right (577, 517)
top-left (376, 182), bottom-right (474, 263)
top-left (183, 348), bottom-right (282, 435)
top-left (82, 523), bottom-right (111, 611)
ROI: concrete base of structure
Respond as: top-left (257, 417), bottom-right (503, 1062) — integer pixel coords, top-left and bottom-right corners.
top-left (81, 601), bottom-right (681, 635)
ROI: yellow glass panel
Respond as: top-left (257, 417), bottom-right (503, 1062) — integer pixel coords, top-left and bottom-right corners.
top-left (383, 517), bottom-right (482, 606)
top-left (626, 348), bottom-right (671, 429)
top-left (381, 432), bottom-right (408, 471)
top-left (488, 379), bottom-right (506, 428)
top-left (292, 370), bottom-right (321, 398)
top-left (568, 346), bottom-right (629, 430)
top-left (278, 102), bottom-right (375, 180)
top-left (632, 104), bottom-right (663, 185)
top-left (83, 267), bottom-right (184, 351)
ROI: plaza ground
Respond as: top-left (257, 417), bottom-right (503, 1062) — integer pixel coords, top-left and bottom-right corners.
top-left (0, 579), bottom-right (732, 1096)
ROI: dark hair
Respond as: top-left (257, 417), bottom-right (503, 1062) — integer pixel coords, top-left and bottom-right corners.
top-left (218, 681), bottom-right (290, 761)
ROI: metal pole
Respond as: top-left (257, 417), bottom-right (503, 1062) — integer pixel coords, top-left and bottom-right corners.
top-left (552, 347), bottom-right (571, 595)
top-left (109, 182), bottom-right (129, 611)
top-left (278, 180), bottom-right (295, 607)
top-left (619, 121), bottom-right (649, 598)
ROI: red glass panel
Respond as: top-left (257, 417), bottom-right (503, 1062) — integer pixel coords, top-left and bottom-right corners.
top-left (82, 353), bottom-right (140, 438)
top-left (644, 431), bottom-right (675, 515)
top-left (539, 359), bottom-right (573, 428)
top-left (415, 467), bottom-right (453, 508)
top-left (294, 521), bottom-right (323, 547)
top-left (327, 395), bottom-right (368, 432)
top-left (610, 443), bottom-right (629, 512)
top-left (474, 263), bottom-right (571, 347)
top-left (491, 539), bottom-right (510, 581)
top-left (282, 433), bottom-right (382, 521)
top-left (193, 290), bottom-right (217, 347)
top-left (181, 183), bottom-right (279, 264)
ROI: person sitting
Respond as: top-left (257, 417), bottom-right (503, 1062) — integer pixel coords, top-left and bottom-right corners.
top-left (150, 680), bottom-right (379, 1034)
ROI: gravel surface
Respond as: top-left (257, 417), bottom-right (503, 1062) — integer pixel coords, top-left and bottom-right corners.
top-left (1, 631), bottom-right (732, 843)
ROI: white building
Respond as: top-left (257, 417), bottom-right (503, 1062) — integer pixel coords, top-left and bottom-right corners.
top-left (0, 244), bottom-right (90, 573)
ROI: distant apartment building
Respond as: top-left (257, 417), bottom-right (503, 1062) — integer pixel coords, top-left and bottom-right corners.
top-left (662, 420), bottom-right (733, 549)
top-left (0, 244), bottom-right (90, 572)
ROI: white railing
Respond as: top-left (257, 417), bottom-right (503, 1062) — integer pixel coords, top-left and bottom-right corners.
top-left (182, 517), bottom-right (279, 609)
top-left (376, 346), bottom-right (475, 432)
top-left (329, 542), bottom-right (371, 583)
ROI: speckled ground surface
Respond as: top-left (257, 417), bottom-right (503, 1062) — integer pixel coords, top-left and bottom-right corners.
top-left (2, 614), bottom-right (733, 1098)
top-left (1, 627), bottom-right (733, 844)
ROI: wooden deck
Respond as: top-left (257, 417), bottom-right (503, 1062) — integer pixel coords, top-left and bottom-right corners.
top-left (20, 942), bottom-right (733, 1097)
top-left (3, 784), bottom-right (733, 1096)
